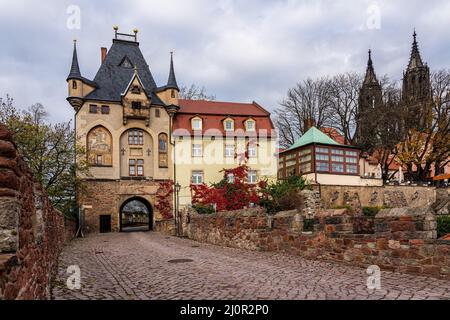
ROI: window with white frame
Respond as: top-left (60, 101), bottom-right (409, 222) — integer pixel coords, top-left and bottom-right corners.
top-left (248, 170), bottom-right (257, 184)
top-left (225, 144), bottom-right (235, 158)
top-left (192, 171), bottom-right (204, 185)
top-left (192, 144), bottom-right (203, 157)
top-left (192, 118), bottom-right (202, 131)
top-left (246, 120), bottom-right (256, 131)
top-left (224, 119), bottom-right (234, 131)
top-left (247, 143), bottom-right (257, 158)
top-left (227, 173), bottom-right (235, 183)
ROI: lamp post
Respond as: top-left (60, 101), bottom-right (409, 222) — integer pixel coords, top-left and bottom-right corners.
top-left (175, 182), bottom-right (181, 236)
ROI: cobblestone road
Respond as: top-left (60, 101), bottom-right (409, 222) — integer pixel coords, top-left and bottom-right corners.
top-left (53, 232), bottom-right (450, 300)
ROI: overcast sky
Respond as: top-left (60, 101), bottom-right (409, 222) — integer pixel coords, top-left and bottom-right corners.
top-left (1, 0), bottom-right (449, 123)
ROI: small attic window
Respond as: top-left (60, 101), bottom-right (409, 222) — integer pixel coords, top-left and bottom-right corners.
top-left (131, 85), bottom-right (141, 94)
top-left (131, 101), bottom-right (142, 110)
top-left (120, 57), bottom-right (133, 68)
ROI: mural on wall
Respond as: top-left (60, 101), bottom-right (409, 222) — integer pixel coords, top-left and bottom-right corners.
top-left (158, 133), bottom-right (168, 168)
top-left (87, 126), bottom-right (113, 166)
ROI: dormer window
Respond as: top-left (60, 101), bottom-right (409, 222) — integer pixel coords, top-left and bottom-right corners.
top-left (192, 117), bottom-right (202, 131)
top-left (131, 101), bottom-right (142, 110)
top-left (120, 57), bottom-right (133, 68)
top-left (245, 119), bottom-right (256, 131)
top-left (224, 119), bottom-right (234, 131)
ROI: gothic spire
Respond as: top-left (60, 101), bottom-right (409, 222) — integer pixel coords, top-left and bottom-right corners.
top-left (67, 40), bottom-right (82, 80)
top-left (166, 51), bottom-right (179, 91)
top-left (363, 49), bottom-right (378, 85)
top-left (407, 30), bottom-right (424, 70)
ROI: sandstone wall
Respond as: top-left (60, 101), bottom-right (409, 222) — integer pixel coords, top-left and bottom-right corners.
top-left (185, 206), bottom-right (450, 279)
top-left (318, 185), bottom-right (437, 209)
top-left (0, 125), bottom-right (72, 299)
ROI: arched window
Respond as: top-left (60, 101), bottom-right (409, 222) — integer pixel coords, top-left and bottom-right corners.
top-left (87, 126), bottom-right (113, 166)
top-left (158, 133), bottom-right (168, 168)
top-left (72, 80), bottom-right (77, 90)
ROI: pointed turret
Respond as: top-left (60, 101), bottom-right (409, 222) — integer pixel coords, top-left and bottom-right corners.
top-left (166, 52), bottom-right (179, 91)
top-left (67, 40), bottom-right (82, 81)
top-left (363, 49), bottom-right (379, 85)
top-left (407, 30), bottom-right (424, 70)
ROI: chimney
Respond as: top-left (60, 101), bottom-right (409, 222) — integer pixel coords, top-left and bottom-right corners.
top-left (304, 118), bottom-right (314, 131)
top-left (101, 47), bottom-right (107, 63)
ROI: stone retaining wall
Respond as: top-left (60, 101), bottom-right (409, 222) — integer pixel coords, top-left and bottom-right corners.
top-left (185, 206), bottom-right (450, 279)
top-left (0, 125), bottom-right (71, 299)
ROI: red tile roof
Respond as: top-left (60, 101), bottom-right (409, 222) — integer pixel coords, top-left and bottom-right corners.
top-left (173, 99), bottom-right (275, 136)
top-left (441, 233), bottom-right (450, 241)
top-left (320, 127), bottom-right (348, 145)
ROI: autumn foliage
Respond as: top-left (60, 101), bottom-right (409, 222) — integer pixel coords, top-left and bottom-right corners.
top-left (155, 180), bottom-right (174, 219)
top-left (190, 165), bottom-right (265, 212)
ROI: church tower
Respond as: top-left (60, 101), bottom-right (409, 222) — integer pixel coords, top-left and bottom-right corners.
top-left (402, 31), bottom-right (432, 131)
top-left (357, 49), bottom-right (382, 149)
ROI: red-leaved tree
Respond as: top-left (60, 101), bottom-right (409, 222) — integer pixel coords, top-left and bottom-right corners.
top-left (155, 180), bottom-right (174, 219)
top-left (190, 165), bottom-right (262, 212)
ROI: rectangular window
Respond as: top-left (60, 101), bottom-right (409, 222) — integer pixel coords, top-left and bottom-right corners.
top-left (89, 104), bottom-right (97, 113)
top-left (331, 149), bottom-right (344, 155)
top-left (192, 119), bottom-right (202, 130)
top-left (225, 144), bottom-right (235, 158)
top-left (246, 121), bottom-right (255, 131)
top-left (345, 157), bottom-right (358, 164)
top-left (227, 173), bottom-right (235, 183)
top-left (346, 164), bottom-right (358, 174)
top-left (101, 105), bottom-right (110, 114)
top-left (155, 109), bottom-right (160, 118)
top-left (300, 154), bottom-right (311, 163)
top-left (332, 163), bottom-right (344, 173)
top-left (248, 144), bottom-right (257, 158)
top-left (96, 155), bottom-right (103, 165)
top-left (300, 163), bottom-right (311, 173)
top-left (137, 159), bottom-right (144, 176)
top-left (248, 170), bottom-right (257, 184)
top-left (192, 171), bottom-right (204, 185)
top-left (316, 147), bottom-right (328, 154)
top-left (331, 155), bottom-right (344, 162)
top-left (192, 144), bottom-right (203, 157)
top-left (128, 130), bottom-right (144, 145)
top-left (316, 154), bottom-right (329, 161)
top-left (129, 159), bottom-right (136, 176)
top-left (299, 148), bottom-right (311, 156)
top-left (131, 101), bottom-right (142, 110)
top-left (346, 150), bottom-right (358, 157)
top-left (225, 120), bottom-right (234, 131)
top-left (316, 162), bottom-right (329, 172)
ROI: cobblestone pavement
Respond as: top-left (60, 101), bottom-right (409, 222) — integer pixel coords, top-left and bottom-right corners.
top-left (53, 232), bottom-right (450, 300)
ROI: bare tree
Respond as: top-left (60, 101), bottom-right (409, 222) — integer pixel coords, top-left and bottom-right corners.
top-left (179, 84), bottom-right (216, 101)
top-left (275, 77), bottom-right (333, 148)
top-left (328, 73), bottom-right (362, 145)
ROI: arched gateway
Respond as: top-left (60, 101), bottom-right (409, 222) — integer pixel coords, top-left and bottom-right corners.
top-left (119, 197), bottom-right (153, 232)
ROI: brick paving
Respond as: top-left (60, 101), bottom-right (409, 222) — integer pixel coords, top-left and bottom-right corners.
top-left (52, 232), bottom-right (450, 300)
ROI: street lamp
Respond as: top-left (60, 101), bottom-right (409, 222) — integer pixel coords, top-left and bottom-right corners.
top-left (175, 182), bottom-right (181, 236)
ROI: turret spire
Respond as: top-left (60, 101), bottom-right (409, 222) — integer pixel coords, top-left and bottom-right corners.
top-left (363, 49), bottom-right (378, 85)
top-left (407, 29), bottom-right (424, 70)
top-left (166, 51), bottom-right (179, 91)
top-left (67, 40), bottom-right (82, 80)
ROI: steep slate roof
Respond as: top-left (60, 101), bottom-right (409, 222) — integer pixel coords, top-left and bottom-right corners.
top-left (363, 49), bottom-right (379, 85)
top-left (407, 31), bottom-right (424, 70)
top-left (286, 126), bottom-right (340, 151)
top-left (165, 52), bottom-right (179, 90)
top-left (85, 39), bottom-right (159, 102)
top-left (67, 41), bottom-right (82, 80)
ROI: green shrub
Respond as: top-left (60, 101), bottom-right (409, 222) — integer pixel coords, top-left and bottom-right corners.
top-left (260, 176), bottom-right (310, 214)
top-left (362, 206), bottom-right (381, 217)
top-left (193, 204), bottom-right (215, 215)
top-left (437, 216), bottom-right (450, 238)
